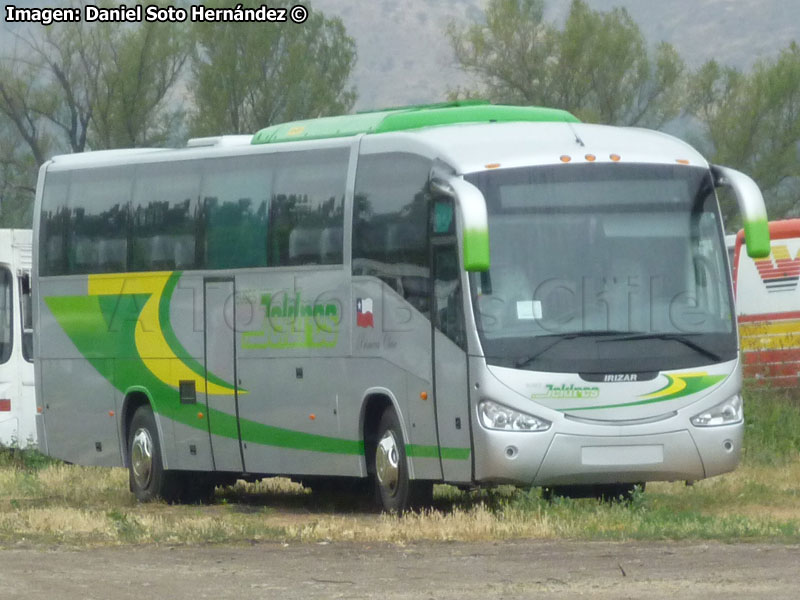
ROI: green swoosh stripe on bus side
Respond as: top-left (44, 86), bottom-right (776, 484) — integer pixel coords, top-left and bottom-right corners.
top-left (158, 271), bottom-right (238, 392)
top-left (407, 444), bottom-right (471, 461)
top-left (45, 294), bottom-right (468, 461)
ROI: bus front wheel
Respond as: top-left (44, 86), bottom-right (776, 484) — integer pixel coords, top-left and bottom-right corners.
top-left (128, 405), bottom-right (181, 503)
top-left (373, 408), bottom-right (432, 513)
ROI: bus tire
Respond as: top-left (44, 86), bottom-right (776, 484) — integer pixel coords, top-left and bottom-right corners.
top-left (373, 408), bottom-right (432, 513)
top-left (128, 405), bottom-right (181, 503)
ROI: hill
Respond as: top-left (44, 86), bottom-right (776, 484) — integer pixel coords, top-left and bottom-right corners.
top-left (313, 0), bottom-right (800, 111)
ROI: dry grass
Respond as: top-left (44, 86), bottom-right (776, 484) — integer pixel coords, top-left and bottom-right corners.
top-left (1, 389), bottom-right (799, 546)
top-left (0, 458), bottom-right (799, 547)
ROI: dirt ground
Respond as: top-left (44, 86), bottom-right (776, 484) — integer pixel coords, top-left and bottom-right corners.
top-left (1, 540), bottom-right (798, 599)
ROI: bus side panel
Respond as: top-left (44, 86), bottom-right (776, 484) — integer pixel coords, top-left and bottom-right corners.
top-left (351, 277), bottom-right (442, 481)
top-left (236, 357), bottom-right (361, 476)
top-left (235, 269), bottom-right (359, 476)
top-left (39, 358), bottom-right (122, 466)
top-left (405, 373), bottom-right (443, 480)
top-left (37, 278), bottom-right (124, 465)
top-left (164, 273), bottom-right (218, 472)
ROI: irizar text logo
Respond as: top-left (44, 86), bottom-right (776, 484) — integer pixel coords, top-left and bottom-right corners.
top-left (604, 374), bottom-right (638, 382)
top-left (531, 384), bottom-right (600, 399)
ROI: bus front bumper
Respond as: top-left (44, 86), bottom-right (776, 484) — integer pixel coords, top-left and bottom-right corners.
top-left (472, 422), bottom-right (743, 486)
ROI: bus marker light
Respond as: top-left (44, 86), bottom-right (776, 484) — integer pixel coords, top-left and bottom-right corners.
top-left (420, 392), bottom-right (428, 400)
top-left (37, 406), bottom-right (43, 414)
top-left (560, 155), bottom-right (571, 163)
top-left (309, 413), bottom-right (316, 420)
top-left (610, 154), bottom-right (621, 162)
top-left (676, 159), bottom-right (690, 165)
top-left (485, 163), bottom-right (501, 169)
top-left (585, 154), bottom-right (596, 162)
top-left (108, 410), bottom-right (115, 417)
top-left (0, 399), bottom-right (10, 412)
top-left (197, 412), bottom-right (204, 420)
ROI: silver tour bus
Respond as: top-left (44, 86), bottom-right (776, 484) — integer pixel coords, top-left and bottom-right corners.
top-left (33, 103), bottom-right (769, 511)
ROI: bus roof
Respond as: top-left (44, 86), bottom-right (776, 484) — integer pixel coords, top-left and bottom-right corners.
top-left (251, 101), bottom-right (579, 145)
top-left (44, 106), bottom-right (706, 175)
top-left (385, 121), bottom-right (710, 174)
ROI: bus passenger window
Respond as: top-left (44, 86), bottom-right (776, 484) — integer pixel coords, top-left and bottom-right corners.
top-left (202, 154), bottom-right (270, 270)
top-left (352, 152), bottom-right (432, 318)
top-left (268, 149), bottom-right (348, 267)
top-left (39, 173), bottom-right (70, 276)
top-left (64, 166), bottom-right (133, 275)
top-left (131, 162), bottom-right (201, 271)
top-left (0, 268), bottom-right (12, 364)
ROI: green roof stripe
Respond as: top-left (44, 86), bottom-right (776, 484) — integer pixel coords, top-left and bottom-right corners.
top-left (252, 102), bottom-right (579, 145)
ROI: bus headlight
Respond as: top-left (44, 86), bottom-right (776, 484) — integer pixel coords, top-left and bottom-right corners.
top-left (478, 399), bottom-right (551, 432)
top-left (690, 394), bottom-right (743, 427)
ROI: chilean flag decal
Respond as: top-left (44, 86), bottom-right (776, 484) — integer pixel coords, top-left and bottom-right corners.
top-left (356, 297), bottom-right (374, 328)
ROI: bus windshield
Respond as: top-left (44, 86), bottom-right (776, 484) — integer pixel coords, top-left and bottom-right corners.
top-left (466, 163), bottom-right (736, 373)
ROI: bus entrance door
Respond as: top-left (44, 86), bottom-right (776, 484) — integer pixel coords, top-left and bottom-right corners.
top-left (432, 242), bottom-right (473, 484)
top-left (203, 278), bottom-right (245, 473)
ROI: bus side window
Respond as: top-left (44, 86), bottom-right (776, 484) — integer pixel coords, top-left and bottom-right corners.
top-left (202, 154), bottom-right (271, 270)
top-left (39, 172), bottom-right (70, 276)
top-left (433, 244), bottom-right (465, 349)
top-left (131, 161), bottom-right (202, 272)
top-left (66, 166), bottom-right (133, 275)
top-left (268, 149), bottom-right (348, 267)
top-left (352, 152), bottom-right (432, 318)
top-left (0, 268), bottom-right (12, 364)
top-left (19, 271), bottom-right (32, 363)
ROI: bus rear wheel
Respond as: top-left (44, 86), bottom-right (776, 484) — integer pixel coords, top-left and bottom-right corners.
top-left (128, 405), bottom-right (181, 503)
top-left (373, 408), bottom-right (432, 513)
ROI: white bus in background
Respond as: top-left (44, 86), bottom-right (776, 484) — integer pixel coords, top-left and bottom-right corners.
top-left (0, 229), bottom-right (34, 447)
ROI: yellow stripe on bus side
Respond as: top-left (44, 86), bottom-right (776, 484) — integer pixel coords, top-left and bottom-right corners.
top-left (88, 272), bottom-right (236, 396)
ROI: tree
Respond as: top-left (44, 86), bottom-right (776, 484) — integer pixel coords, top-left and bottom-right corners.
top-left (448, 0), bottom-right (685, 128)
top-left (0, 126), bottom-right (38, 227)
top-left (689, 44), bottom-right (800, 222)
top-left (0, 14), bottom-right (190, 154)
top-left (0, 5), bottom-right (191, 225)
top-left (189, 0), bottom-right (357, 136)
top-left (87, 20), bottom-right (190, 148)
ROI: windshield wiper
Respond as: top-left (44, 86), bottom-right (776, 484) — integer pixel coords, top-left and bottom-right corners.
top-left (597, 332), bottom-right (722, 362)
top-left (514, 331), bottom-right (633, 369)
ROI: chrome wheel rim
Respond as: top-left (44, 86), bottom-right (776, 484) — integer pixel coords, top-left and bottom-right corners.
top-left (131, 428), bottom-right (154, 489)
top-left (376, 430), bottom-right (400, 497)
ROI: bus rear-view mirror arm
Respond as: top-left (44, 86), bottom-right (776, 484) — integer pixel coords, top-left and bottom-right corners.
top-left (711, 165), bottom-right (770, 259)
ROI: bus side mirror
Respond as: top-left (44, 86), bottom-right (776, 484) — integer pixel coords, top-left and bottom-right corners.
top-left (434, 177), bottom-right (490, 272)
top-left (712, 165), bottom-right (770, 259)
